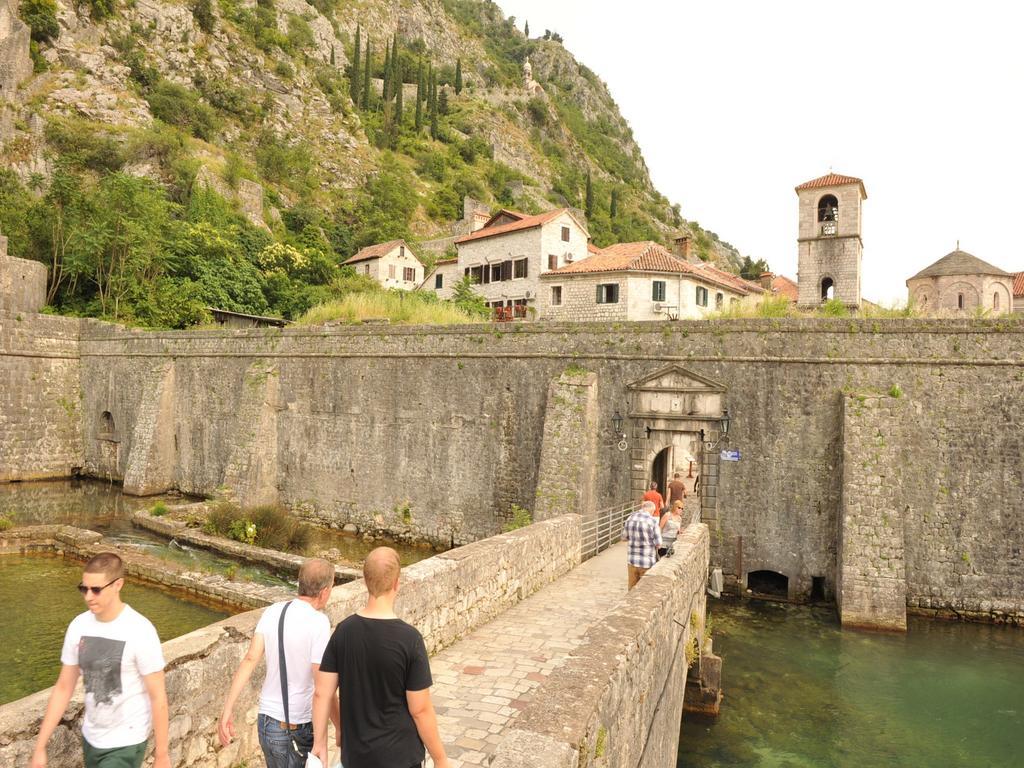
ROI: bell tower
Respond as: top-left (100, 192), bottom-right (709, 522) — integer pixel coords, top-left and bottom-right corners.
top-left (795, 172), bottom-right (866, 308)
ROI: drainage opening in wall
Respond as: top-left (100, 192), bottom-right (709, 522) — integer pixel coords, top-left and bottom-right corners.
top-left (811, 576), bottom-right (826, 602)
top-left (747, 570), bottom-right (788, 598)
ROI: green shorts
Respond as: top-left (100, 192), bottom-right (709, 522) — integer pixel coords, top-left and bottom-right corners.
top-left (82, 737), bottom-right (147, 768)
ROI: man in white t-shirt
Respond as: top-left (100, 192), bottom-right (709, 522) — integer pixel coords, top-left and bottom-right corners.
top-left (219, 558), bottom-right (339, 768)
top-left (31, 552), bottom-right (170, 768)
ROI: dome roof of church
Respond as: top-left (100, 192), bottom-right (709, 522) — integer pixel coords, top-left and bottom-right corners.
top-left (908, 249), bottom-right (1011, 281)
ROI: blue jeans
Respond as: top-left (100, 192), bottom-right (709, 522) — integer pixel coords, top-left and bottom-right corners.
top-left (257, 713), bottom-right (313, 768)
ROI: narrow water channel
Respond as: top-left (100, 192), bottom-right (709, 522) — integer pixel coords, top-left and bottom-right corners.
top-left (0, 554), bottom-right (234, 705)
top-left (678, 599), bottom-right (1024, 768)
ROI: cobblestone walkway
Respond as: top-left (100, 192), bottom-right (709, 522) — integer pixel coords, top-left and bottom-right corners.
top-left (428, 542), bottom-right (628, 767)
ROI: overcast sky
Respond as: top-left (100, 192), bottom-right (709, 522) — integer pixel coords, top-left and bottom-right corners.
top-left (494, 0), bottom-right (1023, 304)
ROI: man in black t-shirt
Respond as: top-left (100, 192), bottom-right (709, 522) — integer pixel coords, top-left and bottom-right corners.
top-left (312, 547), bottom-right (449, 768)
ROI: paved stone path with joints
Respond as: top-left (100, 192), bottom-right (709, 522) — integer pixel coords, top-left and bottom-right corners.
top-left (426, 541), bottom-right (629, 767)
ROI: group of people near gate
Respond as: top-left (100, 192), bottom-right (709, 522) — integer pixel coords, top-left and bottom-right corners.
top-left (621, 473), bottom-right (691, 590)
top-left (30, 548), bottom-right (449, 768)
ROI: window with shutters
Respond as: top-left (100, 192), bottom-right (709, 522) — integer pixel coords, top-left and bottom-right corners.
top-left (501, 260), bottom-right (513, 281)
top-left (696, 286), bottom-right (708, 306)
top-left (404, 267), bottom-right (415, 282)
top-left (596, 283), bottom-right (620, 304)
top-left (548, 254), bottom-right (558, 270)
top-left (551, 286), bottom-right (562, 306)
top-left (435, 273), bottom-right (443, 289)
top-left (388, 264), bottom-right (396, 279)
top-left (652, 280), bottom-right (666, 302)
top-left (561, 226), bottom-right (570, 242)
top-left (514, 258), bottom-right (528, 278)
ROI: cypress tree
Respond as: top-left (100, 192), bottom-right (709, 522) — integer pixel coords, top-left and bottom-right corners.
top-left (454, 58), bottom-right (462, 94)
top-left (391, 34), bottom-right (400, 96)
top-left (394, 59), bottom-right (404, 125)
top-left (383, 44), bottom-right (391, 101)
top-left (524, 20), bottom-right (529, 37)
top-left (362, 40), bottom-right (372, 109)
top-left (610, 188), bottom-right (618, 220)
top-left (425, 63), bottom-right (433, 103)
top-left (585, 171), bottom-right (593, 217)
top-left (429, 71), bottom-right (439, 139)
top-left (350, 26), bottom-right (360, 102)
top-left (438, 86), bottom-right (449, 116)
top-left (414, 60), bottom-right (423, 131)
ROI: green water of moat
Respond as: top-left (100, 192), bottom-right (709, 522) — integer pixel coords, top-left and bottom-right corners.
top-left (0, 554), bottom-right (234, 706)
top-left (0, 479), bottom-right (436, 569)
top-left (678, 600), bottom-right (1024, 768)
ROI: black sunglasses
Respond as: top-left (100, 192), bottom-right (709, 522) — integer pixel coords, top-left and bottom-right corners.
top-left (77, 578), bottom-right (121, 596)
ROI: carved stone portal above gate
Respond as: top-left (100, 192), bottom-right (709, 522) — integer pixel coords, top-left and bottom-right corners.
top-left (626, 364), bottom-right (726, 423)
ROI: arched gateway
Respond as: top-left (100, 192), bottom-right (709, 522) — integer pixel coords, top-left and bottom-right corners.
top-left (626, 365), bottom-right (729, 523)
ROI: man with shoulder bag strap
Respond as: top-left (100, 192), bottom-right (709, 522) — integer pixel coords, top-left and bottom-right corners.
top-left (219, 559), bottom-right (340, 768)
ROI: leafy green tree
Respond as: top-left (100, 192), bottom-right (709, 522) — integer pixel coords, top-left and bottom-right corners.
top-left (190, 0), bottom-right (215, 34)
top-left (739, 255), bottom-right (771, 281)
top-left (451, 274), bottom-right (489, 318)
top-left (70, 174), bottom-right (176, 321)
top-left (21, 0), bottom-right (60, 43)
top-left (454, 58), bottom-right (463, 94)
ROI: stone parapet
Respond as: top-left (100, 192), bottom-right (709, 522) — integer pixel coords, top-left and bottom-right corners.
top-left (492, 523), bottom-right (710, 768)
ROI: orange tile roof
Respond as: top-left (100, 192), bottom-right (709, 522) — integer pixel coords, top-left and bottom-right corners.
top-left (545, 241), bottom-right (755, 294)
top-left (455, 208), bottom-right (584, 245)
top-left (795, 172), bottom-right (867, 198)
top-left (1013, 271), bottom-right (1024, 297)
top-left (769, 273), bottom-right (799, 302)
top-left (587, 242), bottom-right (603, 255)
top-left (344, 239), bottom-right (419, 265)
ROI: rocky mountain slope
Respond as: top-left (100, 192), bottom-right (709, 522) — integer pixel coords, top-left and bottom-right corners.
top-left (0, 0), bottom-right (749, 325)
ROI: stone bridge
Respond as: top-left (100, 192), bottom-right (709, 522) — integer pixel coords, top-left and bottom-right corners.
top-left (0, 514), bottom-right (714, 768)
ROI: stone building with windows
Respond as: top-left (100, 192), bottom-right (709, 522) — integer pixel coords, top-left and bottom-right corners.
top-left (795, 172), bottom-right (866, 308)
top-left (1012, 272), bottom-right (1024, 313)
top-left (437, 207), bottom-right (591, 319)
top-left (906, 248), bottom-right (1014, 315)
top-left (342, 239), bottom-right (424, 291)
top-left (537, 241), bottom-right (761, 321)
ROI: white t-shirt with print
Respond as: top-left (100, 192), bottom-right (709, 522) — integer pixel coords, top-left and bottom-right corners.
top-left (256, 599), bottom-right (331, 723)
top-left (60, 604), bottom-right (165, 749)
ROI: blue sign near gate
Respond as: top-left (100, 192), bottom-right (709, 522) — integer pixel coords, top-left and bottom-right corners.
top-left (720, 449), bottom-right (741, 462)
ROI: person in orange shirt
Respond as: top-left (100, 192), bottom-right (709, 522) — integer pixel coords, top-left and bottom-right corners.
top-left (641, 481), bottom-right (665, 517)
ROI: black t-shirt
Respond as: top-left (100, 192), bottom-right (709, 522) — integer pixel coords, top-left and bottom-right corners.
top-left (320, 614), bottom-right (433, 768)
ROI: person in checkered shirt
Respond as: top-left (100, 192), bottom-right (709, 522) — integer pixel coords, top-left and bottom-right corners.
top-left (622, 500), bottom-right (662, 589)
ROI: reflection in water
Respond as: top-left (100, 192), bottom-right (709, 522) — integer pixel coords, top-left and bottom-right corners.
top-left (0, 554), bottom-right (233, 705)
top-left (678, 599), bottom-right (1024, 768)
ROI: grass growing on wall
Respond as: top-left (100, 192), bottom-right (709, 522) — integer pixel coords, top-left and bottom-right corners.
top-left (295, 292), bottom-right (482, 326)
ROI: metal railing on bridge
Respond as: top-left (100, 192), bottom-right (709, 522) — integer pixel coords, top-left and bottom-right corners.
top-left (580, 500), bottom-right (636, 561)
top-left (579, 499), bottom-right (702, 561)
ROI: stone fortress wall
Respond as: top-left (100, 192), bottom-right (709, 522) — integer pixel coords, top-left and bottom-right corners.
top-left (1, 283), bottom-right (1023, 624)
top-left (0, 0), bottom-right (31, 97)
top-left (0, 234), bottom-right (83, 481)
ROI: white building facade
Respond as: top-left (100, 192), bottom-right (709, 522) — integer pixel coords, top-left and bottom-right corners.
top-left (445, 209), bottom-right (591, 319)
top-left (538, 242), bottom-right (761, 321)
top-left (343, 240), bottom-right (424, 291)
